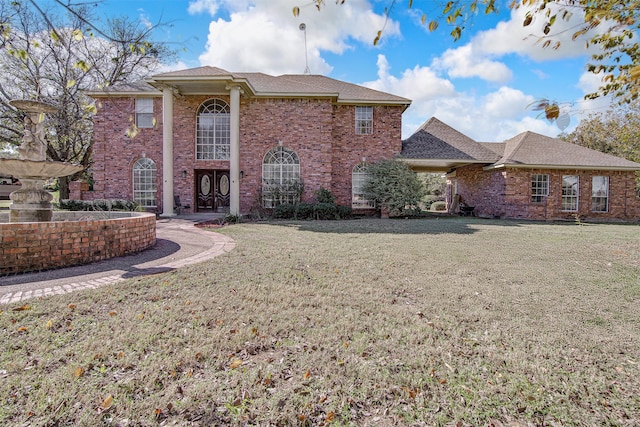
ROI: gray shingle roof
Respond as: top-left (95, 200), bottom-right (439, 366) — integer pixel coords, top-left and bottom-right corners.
top-left (91, 66), bottom-right (410, 105)
top-left (401, 117), bottom-right (640, 171)
top-left (495, 131), bottom-right (640, 169)
top-left (401, 117), bottom-right (500, 162)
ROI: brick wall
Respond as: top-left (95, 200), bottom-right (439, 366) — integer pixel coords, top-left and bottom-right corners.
top-left (0, 212), bottom-right (156, 275)
top-left (91, 97), bottom-right (164, 206)
top-left (453, 165), bottom-right (640, 221)
top-left (89, 94), bottom-right (405, 213)
top-left (331, 105), bottom-right (404, 206)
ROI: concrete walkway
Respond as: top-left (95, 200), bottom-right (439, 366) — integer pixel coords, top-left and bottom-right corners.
top-left (0, 214), bottom-right (236, 305)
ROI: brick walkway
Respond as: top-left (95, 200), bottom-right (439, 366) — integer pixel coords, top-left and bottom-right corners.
top-left (0, 215), bottom-right (235, 305)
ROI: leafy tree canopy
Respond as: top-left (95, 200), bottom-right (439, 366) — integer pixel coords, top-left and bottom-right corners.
top-left (295, 0), bottom-right (640, 118)
top-left (562, 101), bottom-right (640, 191)
top-left (0, 0), bottom-right (174, 197)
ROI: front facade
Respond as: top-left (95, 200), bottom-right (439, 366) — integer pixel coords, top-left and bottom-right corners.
top-left (402, 118), bottom-right (640, 221)
top-left (84, 66), bottom-right (410, 215)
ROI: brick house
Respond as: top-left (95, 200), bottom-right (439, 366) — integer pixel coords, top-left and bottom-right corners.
top-left (401, 117), bottom-right (640, 221)
top-left (79, 66), bottom-right (410, 216)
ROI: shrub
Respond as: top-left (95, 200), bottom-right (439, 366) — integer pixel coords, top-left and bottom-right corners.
top-left (273, 203), bottom-right (296, 219)
top-left (336, 205), bottom-right (352, 219)
top-left (431, 201), bottom-right (447, 211)
top-left (362, 159), bottom-right (426, 217)
top-left (314, 202), bottom-right (337, 220)
top-left (295, 203), bottom-right (315, 220)
top-left (315, 187), bottom-right (336, 204)
top-left (56, 199), bottom-right (139, 212)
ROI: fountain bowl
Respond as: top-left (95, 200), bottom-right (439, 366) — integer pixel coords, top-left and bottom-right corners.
top-left (0, 158), bottom-right (84, 179)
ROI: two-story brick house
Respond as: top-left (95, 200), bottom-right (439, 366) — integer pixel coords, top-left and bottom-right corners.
top-left (83, 66), bottom-right (411, 216)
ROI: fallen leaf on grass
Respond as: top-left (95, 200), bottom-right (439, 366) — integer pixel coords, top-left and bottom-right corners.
top-left (74, 367), bottom-right (84, 379)
top-left (230, 359), bottom-right (243, 369)
top-left (45, 319), bottom-right (53, 329)
top-left (13, 304), bottom-right (30, 311)
top-left (326, 412), bottom-right (335, 422)
top-left (109, 311), bottom-right (117, 317)
top-left (68, 304), bottom-right (76, 311)
top-left (303, 370), bottom-right (311, 379)
top-left (17, 326), bottom-right (28, 333)
top-left (102, 394), bottom-right (113, 409)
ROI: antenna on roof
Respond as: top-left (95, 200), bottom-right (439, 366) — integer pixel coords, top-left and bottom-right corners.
top-left (299, 23), bottom-right (310, 74)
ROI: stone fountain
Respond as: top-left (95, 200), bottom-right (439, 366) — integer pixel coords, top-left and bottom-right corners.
top-left (0, 100), bottom-right (83, 222)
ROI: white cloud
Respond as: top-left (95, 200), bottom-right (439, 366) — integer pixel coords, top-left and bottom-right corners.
top-left (197, 0), bottom-right (399, 75)
top-left (188, 0), bottom-right (221, 16)
top-left (431, 3), bottom-right (599, 84)
top-left (363, 55), bottom-right (563, 141)
top-left (433, 45), bottom-right (512, 83)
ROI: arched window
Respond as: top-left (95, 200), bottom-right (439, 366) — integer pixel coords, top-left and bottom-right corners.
top-left (132, 157), bottom-right (157, 207)
top-left (262, 146), bottom-right (301, 208)
top-left (196, 99), bottom-right (230, 160)
top-left (352, 162), bottom-right (374, 208)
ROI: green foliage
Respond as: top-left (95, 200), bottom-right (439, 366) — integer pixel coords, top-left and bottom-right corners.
top-left (0, 1), bottom-right (175, 198)
top-left (313, 202), bottom-right (338, 220)
top-left (420, 173), bottom-right (446, 196)
top-left (272, 200), bottom-right (352, 221)
top-left (56, 199), bottom-right (139, 212)
top-left (430, 201), bottom-right (447, 211)
top-left (315, 187), bottom-right (335, 204)
top-left (562, 102), bottom-right (640, 192)
top-left (362, 158), bottom-right (426, 217)
top-left (273, 203), bottom-right (296, 219)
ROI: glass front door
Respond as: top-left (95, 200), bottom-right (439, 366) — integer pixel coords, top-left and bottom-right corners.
top-left (195, 170), bottom-right (230, 212)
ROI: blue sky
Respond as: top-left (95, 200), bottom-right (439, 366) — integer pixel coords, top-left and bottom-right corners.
top-left (86, 0), bottom-right (614, 140)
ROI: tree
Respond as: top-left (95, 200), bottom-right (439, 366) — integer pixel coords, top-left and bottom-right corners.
top-left (295, 1), bottom-right (640, 116)
top-left (0, 1), bottom-right (174, 197)
top-left (562, 102), bottom-right (640, 191)
top-left (362, 158), bottom-right (426, 217)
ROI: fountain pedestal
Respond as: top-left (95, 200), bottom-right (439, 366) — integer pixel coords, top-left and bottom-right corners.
top-left (9, 178), bottom-right (54, 222)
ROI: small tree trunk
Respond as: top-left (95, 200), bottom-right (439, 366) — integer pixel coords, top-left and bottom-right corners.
top-left (58, 175), bottom-right (70, 200)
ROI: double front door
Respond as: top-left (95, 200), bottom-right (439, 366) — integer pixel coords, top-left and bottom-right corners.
top-left (195, 170), bottom-right (230, 212)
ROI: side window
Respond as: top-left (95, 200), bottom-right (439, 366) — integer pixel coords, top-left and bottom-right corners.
top-left (132, 157), bottom-right (157, 207)
top-left (262, 146), bottom-right (301, 208)
top-left (352, 163), bottom-right (374, 208)
top-left (531, 174), bottom-right (549, 203)
top-left (135, 98), bottom-right (154, 129)
top-left (561, 175), bottom-right (579, 211)
top-left (592, 176), bottom-right (609, 212)
top-left (355, 106), bottom-right (373, 135)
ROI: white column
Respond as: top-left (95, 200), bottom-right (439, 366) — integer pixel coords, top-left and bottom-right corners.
top-left (160, 87), bottom-right (175, 217)
top-left (228, 85), bottom-right (242, 215)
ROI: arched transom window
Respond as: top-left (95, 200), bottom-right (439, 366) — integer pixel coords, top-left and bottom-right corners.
top-left (352, 162), bottom-right (374, 208)
top-left (262, 146), bottom-right (301, 208)
top-left (196, 99), bottom-right (230, 160)
top-left (132, 157), bottom-right (157, 207)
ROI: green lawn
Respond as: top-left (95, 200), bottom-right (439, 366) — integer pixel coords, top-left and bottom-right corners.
top-left (1, 217), bottom-right (639, 426)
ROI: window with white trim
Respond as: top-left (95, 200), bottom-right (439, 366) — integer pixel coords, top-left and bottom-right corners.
top-left (592, 176), bottom-right (609, 212)
top-left (352, 163), bottom-right (374, 208)
top-left (196, 99), bottom-right (230, 160)
top-left (355, 106), bottom-right (373, 135)
top-left (531, 174), bottom-right (549, 203)
top-left (132, 157), bottom-right (157, 207)
top-left (561, 175), bottom-right (579, 211)
top-left (262, 146), bottom-right (301, 208)
top-left (135, 98), bottom-right (154, 128)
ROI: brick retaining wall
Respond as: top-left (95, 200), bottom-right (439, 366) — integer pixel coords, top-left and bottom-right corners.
top-left (0, 212), bottom-right (156, 275)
